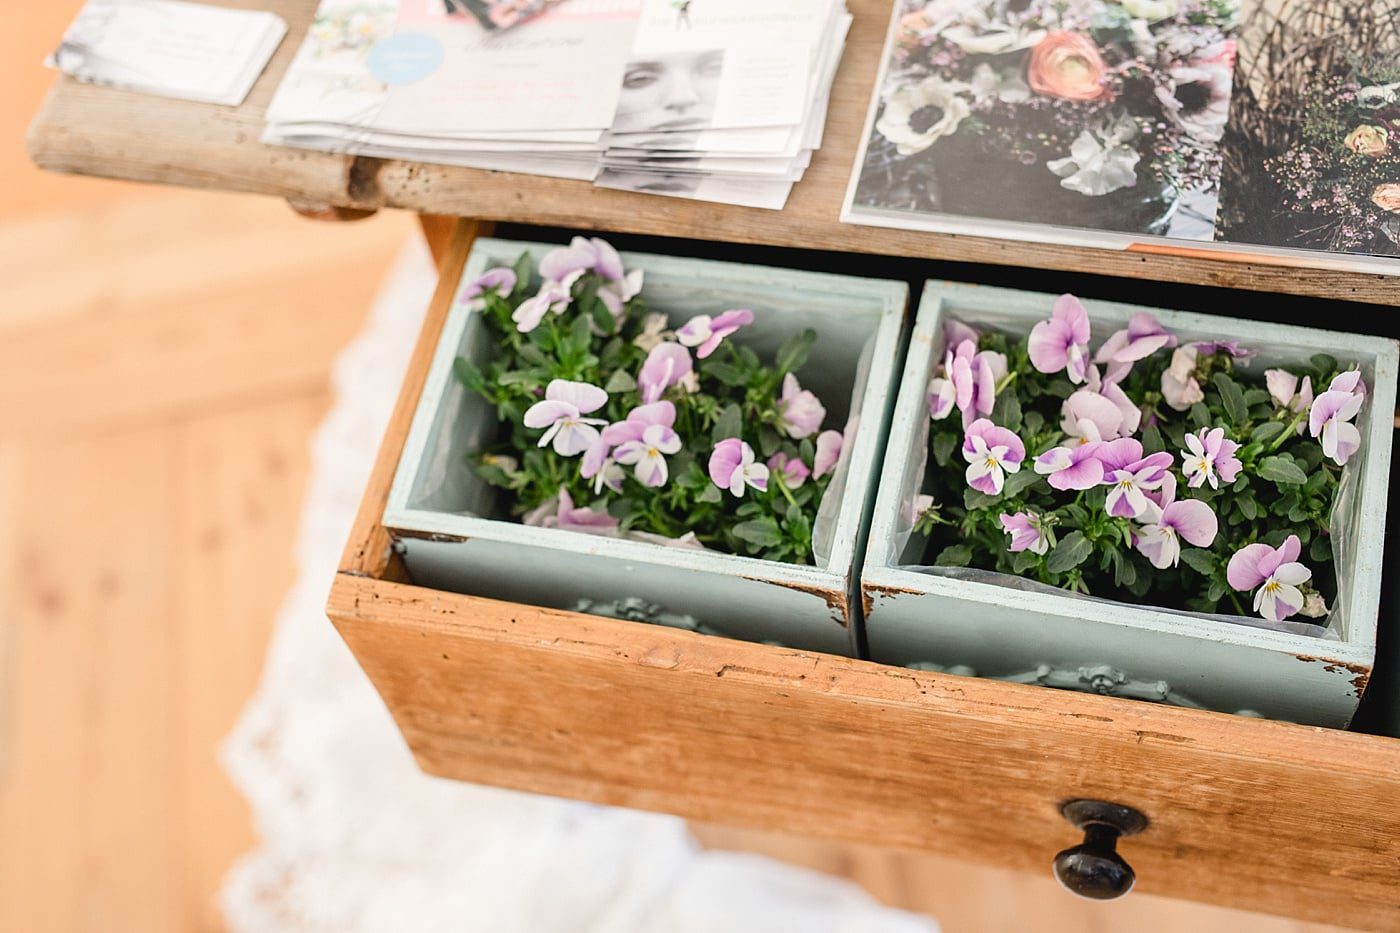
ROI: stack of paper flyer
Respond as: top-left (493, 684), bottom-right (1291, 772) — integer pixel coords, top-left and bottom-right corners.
top-left (264, 0), bottom-right (638, 182)
top-left (595, 0), bottom-right (852, 209)
top-left (264, 0), bottom-right (849, 207)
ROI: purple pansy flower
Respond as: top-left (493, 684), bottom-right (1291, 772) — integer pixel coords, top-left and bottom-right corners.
top-left (638, 343), bottom-right (694, 404)
top-left (1181, 427), bottom-right (1242, 489)
top-left (523, 488), bottom-right (619, 537)
top-left (1104, 449), bottom-right (1174, 519)
top-left (522, 380), bottom-right (609, 456)
top-left (600, 401), bottom-right (681, 488)
top-left (961, 418), bottom-right (1025, 496)
top-left (614, 424), bottom-right (682, 487)
top-left (945, 339), bottom-right (1008, 427)
top-left (1028, 294), bottom-right (1092, 384)
top-left (708, 438), bottom-right (769, 496)
top-left (1192, 339), bottom-right (1253, 360)
top-left (1132, 482), bottom-right (1218, 569)
top-left (1160, 345), bottom-right (1203, 411)
top-left (999, 511), bottom-right (1053, 555)
top-left (1309, 372), bottom-right (1367, 465)
top-left (813, 429), bottom-right (844, 479)
top-left (1060, 383), bottom-right (1132, 444)
top-left (1265, 369), bottom-right (1314, 416)
top-left (676, 309), bottom-right (755, 359)
top-left (1034, 442), bottom-right (1105, 491)
top-left (462, 266), bottom-right (517, 304)
top-left (767, 451), bottom-right (811, 488)
top-left (1095, 312), bottom-right (1176, 366)
top-left (1227, 535), bottom-right (1312, 622)
top-left (539, 236), bottom-right (626, 285)
top-left (777, 373), bottom-right (826, 439)
top-left (513, 282), bottom-right (571, 332)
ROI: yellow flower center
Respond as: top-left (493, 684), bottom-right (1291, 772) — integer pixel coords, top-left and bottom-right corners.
top-left (985, 456), bottom-right (998, 469)
top-left (1263, 579), bottom-right (1281, 594)
top-left (646, 447), bottom-right (659, 457)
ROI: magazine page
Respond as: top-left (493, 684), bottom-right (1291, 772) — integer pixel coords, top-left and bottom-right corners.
top-left (843, 0), bottom-right (1400, 271)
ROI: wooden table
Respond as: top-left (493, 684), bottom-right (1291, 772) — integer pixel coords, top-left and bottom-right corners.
top-left (26, 0), bottom-right (1399, 305)
top-left (26, 2), bottom-right (1400, 929)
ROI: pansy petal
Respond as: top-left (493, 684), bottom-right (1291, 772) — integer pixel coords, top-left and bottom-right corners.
top-left (1273, 561), bottom-right (1312, 587)
top-left (523, 399), bottom-right (577, 429)
top-left (1165, 499), bottom-right (1218, 547)
top-left (1228, 543), bottom-right (1276, 591)
top-left (546, 379), bottom-right (608, 413)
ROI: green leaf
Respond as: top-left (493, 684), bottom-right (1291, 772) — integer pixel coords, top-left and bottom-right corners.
top-left (1238, 495), bottom-right (1258, 521)
top-left (1249, 421), bottom-right (1285, 445)
top-left (1258, 455), bottom-right (1308, 485)
top-left (991, 390), bottom-right (1022, 431)
top-left (1213, 373), bottom-right (1248, 425)
top-left (1189, 401), bottom-right (1211, 427)
top-left (1023, 410), bottom-right (1045, 435)
top-left (453, 356), bottom-right (484, 391)
top-left (934, 544), bottom-right (973, 567)
top-left (1310, 353), bottom-right (1338, 375)
top-left (604, 369), bottom-right (637, 393)
top-left (964, 488), bottom-right (1000, 510)
top-left (732, 518), bottom-right (783, 548)
top-left (1112, 549), bottom-right (1137, 588)
top-left (712, 404), bottom-right (742, 445)
top-left (932, 431), bottom-right (957, 468)
top-left (1310, 534), bottom-right (1331, 562)
top-left (1002, 469), bottom-right (1041, 497)
top-left (1140, 421), bottom-right (1165, 455)
top-left (775, 328), bottom-right (817, 376)
top-left (590, 297), bottom-right (616, 335)
top-left (705, 361), bottom-right (747, 387)
top-left (1179, 549), bottom-right (1216, 575)
top-left (1046, 531), bottom-right (1092, 574)
top-left (512, 251), bottom-right (533, 291)
top-left (758, 425), bottom-right (782, 458)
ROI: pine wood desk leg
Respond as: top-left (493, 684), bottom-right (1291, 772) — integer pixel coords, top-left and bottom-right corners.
top-left (418, 214), bottom-right (458, 267)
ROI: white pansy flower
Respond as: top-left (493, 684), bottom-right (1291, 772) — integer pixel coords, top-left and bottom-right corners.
top-left (1047, 114), bottom-right (1141, 196)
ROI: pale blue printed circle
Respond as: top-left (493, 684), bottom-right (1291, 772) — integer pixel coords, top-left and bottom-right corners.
top-left (366, 33), bottom-right (444, 85)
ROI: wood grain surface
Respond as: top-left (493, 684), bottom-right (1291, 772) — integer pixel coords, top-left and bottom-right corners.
top-left (328, 576), bottom-right (1399, 929)
top-left (25, 0), bottom-right (1400, 305)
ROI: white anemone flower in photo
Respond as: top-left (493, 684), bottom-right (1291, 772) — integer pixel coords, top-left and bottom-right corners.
top-left (1047, 114), bottom-right (1142, 196)
top-left (876, 76), bottom-right (971, 156)
top-left (968, 63), bottom-right (1030, 104)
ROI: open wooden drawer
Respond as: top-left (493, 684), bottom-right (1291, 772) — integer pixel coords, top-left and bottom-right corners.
top-left (327, 219), bottom-right (1400, 929)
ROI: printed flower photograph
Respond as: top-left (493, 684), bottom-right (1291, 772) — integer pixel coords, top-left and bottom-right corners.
top-left (911, 294), bottom-right (1371, 628)
top-left (451, 237), bottom-right (852, 565)
top-left (852, 0), bottom-right (1240, 238)
top-left (1215, 0), bottom-right (1400, 257)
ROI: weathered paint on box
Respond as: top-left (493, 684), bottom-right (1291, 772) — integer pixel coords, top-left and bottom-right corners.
top-left (384, 237), bottom-right (908, 656)
top-left (862, 280), bottom-right (1398, 726)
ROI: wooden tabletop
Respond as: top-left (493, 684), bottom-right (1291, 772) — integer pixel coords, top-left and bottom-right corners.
top-left (26, 0), bottom-right (1400, 305)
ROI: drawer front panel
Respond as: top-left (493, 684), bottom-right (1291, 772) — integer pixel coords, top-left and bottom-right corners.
top-left (329, 575), bottom-right (1400, 930)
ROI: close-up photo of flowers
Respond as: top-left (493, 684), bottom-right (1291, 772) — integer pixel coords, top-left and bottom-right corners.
top-left (852, 0), bottom-right (1238, 237)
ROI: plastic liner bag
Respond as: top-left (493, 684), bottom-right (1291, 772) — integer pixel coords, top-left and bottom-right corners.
top-left (812, 331), bottom-right (877, 566)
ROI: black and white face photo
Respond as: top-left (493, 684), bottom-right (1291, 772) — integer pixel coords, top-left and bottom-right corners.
top-left (597, 165), bottom-right (704, 196)
top-left (612, 49), bottom-right (725, 135)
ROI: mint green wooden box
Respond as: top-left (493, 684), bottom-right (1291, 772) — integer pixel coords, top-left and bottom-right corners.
top-left (383, 238), bottom-right (908, 657)
top-left (862, 281), bottom-right (1398, 727)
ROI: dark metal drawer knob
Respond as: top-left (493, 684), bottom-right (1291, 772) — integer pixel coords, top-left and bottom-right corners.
top-left (1053, 799), bottom-right (1149, 900)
